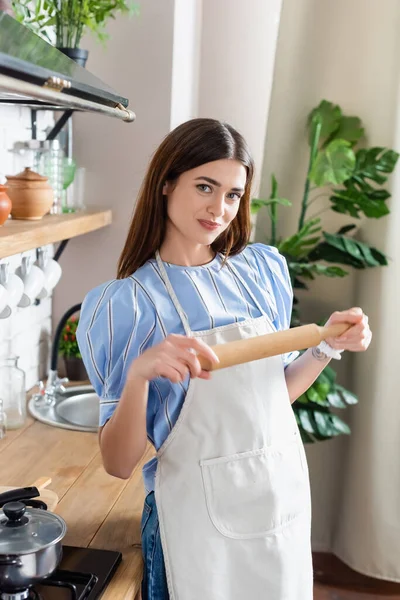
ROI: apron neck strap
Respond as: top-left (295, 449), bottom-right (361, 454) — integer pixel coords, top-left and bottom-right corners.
top-left (155, 251), bottom-right (192, 336)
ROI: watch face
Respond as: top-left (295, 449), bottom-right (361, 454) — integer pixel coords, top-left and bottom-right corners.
top-left (312, 346), bottom-right (327, 361)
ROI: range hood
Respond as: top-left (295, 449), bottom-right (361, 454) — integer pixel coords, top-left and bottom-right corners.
top-left (0, 11), bottom-right (135, 122)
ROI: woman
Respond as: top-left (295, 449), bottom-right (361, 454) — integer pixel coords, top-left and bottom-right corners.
top-left (77, 118), bottom-right (371, 600)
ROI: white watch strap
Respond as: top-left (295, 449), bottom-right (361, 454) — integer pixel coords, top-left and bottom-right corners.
top-left (317, 340), bottom-right (344, 360)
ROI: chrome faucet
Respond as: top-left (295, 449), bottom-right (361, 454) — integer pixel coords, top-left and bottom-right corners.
top-left (32, 303), bottom-right (82, 407)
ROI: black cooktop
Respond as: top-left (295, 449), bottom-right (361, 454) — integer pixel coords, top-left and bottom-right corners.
top-left (0, 546), bottom-right (122, 600)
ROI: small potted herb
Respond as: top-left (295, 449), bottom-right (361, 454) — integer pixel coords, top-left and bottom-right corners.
top-left (11, 0), bottom-right (140, 66)
top-left (58, 316), bottom-right (88, 381)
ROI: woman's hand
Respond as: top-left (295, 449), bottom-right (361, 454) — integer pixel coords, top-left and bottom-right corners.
top-left (324, 307), bottom-right (372, 352)
top-left (128, 334), bottom-right (219, 384)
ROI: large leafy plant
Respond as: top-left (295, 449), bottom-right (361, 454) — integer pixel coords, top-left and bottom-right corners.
top-left (252, 100), bottom-right (398, 443)
top-left (11, 0), bottom-right (140, 47)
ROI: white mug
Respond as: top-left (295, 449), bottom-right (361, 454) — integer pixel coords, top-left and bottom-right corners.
top-left (36, 249), bottom-right (62, 299)
top-left (16, 257), bottom-right (45, 308)
top-left (0, 263), bottom-right (24, 316)
top-left (0, 283), bottom-right (11, 319)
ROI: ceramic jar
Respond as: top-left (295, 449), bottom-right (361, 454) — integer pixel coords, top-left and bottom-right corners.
top-left (0, 185), bottom-right (11, 226)
top-left (5, 168), bottom-right (53, 220)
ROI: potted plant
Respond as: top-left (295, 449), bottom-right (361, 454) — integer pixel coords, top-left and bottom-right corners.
top-left (11, 0), bottom-right (140, 66)
top-left (58, 316), bottom-right (88, 381)
top-left (252, 100), bottom-right (398, 443)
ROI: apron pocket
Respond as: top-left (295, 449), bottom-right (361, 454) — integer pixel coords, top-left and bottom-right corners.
top-left (200, 438), bottom-right (309, 539)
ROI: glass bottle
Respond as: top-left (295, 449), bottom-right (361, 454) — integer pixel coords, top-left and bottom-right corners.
top-left (40, 140), bottom-right (65, 215)
top-left (0, 398), bottom-right (6, 439)
top-left (0, 357), bottom-right (26, 429)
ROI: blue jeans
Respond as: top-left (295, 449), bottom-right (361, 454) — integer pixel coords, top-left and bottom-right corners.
top-left (141, 492), bottom-right (169, 600)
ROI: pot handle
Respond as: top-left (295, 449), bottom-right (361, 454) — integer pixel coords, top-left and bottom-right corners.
top-left (0, 486), bottom-right (40, 507)
top-left (0, 556), bottom-right (22, 567)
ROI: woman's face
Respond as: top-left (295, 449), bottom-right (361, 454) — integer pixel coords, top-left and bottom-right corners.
top-left (163, 159), bottom-right (247, 248)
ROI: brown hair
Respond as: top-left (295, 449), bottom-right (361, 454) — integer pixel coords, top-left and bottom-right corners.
top-left (117, 118), bottom-right (255, 278)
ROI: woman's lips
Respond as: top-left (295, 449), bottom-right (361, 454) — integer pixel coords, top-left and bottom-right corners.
top-left (198, 219), bottom-right (221, 231)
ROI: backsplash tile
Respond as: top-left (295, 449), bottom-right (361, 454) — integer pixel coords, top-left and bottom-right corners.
top-left (0, 106), bottom-right (54, 391)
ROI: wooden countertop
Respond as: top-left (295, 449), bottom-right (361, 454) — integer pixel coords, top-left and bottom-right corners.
top-left (0, 393), bottom-right (153, 599)
top-left (0, 208), bottom-right (112, 259)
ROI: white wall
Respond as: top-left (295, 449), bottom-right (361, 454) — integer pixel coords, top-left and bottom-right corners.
top-left (0, 107), bottom-right (54, 389)
top-left (53, 0), bottom-right (176, 326)
top-left (198, 0), bottom-right (283, 192)
top-left (170, 0), bottom-right (202, 128)
top-left (260, 0), bottom-right (400, 551)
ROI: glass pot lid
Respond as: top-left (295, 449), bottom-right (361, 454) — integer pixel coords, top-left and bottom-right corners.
top-left (0, 502), bottom-right (67, 555)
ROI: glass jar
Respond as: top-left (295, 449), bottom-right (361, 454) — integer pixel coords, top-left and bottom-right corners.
top-left (0, 357), bottom-right (26, 429)
top-left (10, 140), bottom-right (50, 175)
top-left (39, 140), bottom-right (65, 215)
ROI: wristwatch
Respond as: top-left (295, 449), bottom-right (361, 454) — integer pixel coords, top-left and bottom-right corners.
top-left (312, 340), bottom-right (344, 361)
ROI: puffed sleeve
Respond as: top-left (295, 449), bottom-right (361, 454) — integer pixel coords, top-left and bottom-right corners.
top-left (76, 277), bottom-right (156, 426)
top-left (249, 243), bottom-right (299, 367)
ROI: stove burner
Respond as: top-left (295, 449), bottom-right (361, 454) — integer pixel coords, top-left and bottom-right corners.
top-left (0, 546), bottom-right (121, 600)
top-left (0, 590), bottom-right (30, 600)
top-left (39, 571), bottom-right (97, 600)
top-left (0, 571), bottom-right (97, 600)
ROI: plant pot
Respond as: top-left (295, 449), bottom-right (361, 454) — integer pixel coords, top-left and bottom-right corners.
top-left (63, 357), bottom-right (88, 381)
top-left (0, 185), bottom-right (11, 226)
top-left (58, 47), bottom-right (89, 68)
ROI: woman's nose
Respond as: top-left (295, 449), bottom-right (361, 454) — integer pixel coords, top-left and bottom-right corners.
top-left (207, 194), bottom-right (225, 218)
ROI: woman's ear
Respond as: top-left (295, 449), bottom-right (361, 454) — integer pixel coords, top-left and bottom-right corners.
top-left (162, 181), bottom-right (170, 195)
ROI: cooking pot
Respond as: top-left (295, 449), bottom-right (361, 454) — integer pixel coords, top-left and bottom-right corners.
top-left (0, 500), bottom-right (66, 592)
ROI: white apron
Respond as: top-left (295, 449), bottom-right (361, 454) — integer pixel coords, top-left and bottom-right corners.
top-left (154, 252), bottom-right (313, 599)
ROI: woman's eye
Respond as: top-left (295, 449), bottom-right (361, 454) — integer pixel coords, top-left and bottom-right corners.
top-left (227, 192), bottom-right (241, 201)
top-left (197, 184), bottom-right (212, 193)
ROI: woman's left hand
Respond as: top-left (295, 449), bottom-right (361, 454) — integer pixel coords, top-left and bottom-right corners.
top-left (324, 307), bottom-right (372, 352)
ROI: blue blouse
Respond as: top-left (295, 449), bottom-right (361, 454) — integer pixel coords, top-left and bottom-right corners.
top-left (77, 243), bottom-right (296, 492)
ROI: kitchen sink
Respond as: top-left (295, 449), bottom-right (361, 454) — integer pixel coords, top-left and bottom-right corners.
top-left (28, 385), bottom-right (99, 433)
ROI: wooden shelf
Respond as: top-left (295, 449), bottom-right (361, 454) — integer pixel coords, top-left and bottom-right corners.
top-left (0, 208), bottom-right (112, 259)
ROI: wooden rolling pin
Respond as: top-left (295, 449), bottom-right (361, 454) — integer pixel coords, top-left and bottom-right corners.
top-left (199, 322), bottom-right (351, 371)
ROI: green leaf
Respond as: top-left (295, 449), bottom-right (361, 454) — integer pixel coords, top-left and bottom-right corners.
top-left (306, 385), bottom-right (329, 406)
top-left (308, 100), bottom-right (342, 142)
top-left (296, 393), bottom-right (310, 405)
top-left (322, 365), bottom-right (337, 384)
top-left (12, 0), bottom-right (140, 47)
top-left (314, 411), bottom-right (337, 437)
top-left (333, 116), bottom-right (364, 145)
top-left (298, 408), bottom-right (318, 434)
top-left (250, 199), bottom-right (267, 215)
top-left (330, 185), bottom-right (391, 219)
top-left (355, 147), bottom-right (399, 184)
top-left (251, 196), bottom-right (291, 215)
top-left (278, 218), bottom-right (321, 258)
top-left (288, 262), bottom-right (348, 281)
top-left (310, 232), bottom-right (388, 268)
top-left (309, 140), bottom-right (356, 186)
top-left (337, 224), bottom-right (357, 235)
top-left (299, 428), bottom-right (316, 444)
top-left (315, 372), bottom-right (332, 398)
top-left (336, 385), bottom-right (358, 405)
top-left (327, 391), bottom-right (347, 409)
top-left (329, 414), bottom-right (351, 435)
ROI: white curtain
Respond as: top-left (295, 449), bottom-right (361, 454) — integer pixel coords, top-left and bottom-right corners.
top-left (333, 83), bottom-right (400, 580)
